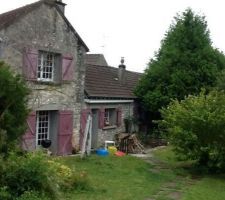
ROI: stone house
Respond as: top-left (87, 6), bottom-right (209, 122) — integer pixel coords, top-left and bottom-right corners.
top-left (0, 0), bottom-right (89, 155)
top-left (82, 54), bottom-right (142, 149)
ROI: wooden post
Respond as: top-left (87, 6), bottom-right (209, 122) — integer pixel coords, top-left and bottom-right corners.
top-left (80, 114), bottom-right (92, 158)
top-left (87, 116), bottom-right (92, 156)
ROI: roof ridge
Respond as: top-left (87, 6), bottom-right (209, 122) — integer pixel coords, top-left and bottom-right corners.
top-left (86, 63), bottom-right (143, 74)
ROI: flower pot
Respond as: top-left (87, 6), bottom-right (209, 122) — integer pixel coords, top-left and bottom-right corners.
top-left (41, 139), bottom-right (52, 148)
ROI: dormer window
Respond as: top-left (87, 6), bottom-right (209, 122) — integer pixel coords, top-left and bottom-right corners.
top-left (38, 51), bottom-right (55, 82)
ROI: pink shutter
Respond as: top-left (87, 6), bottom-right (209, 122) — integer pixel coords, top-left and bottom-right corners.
top-left (117, 107), bottom-right (122, 127)
top-left (58, 110), bottom-right (73, 155)
top-left (23, 48), bottom-right (38, 80)
top-left (79, 109), bottom-right (91, 148)
top-left (62, 54), bottom-right (74, 81)
top-left (22, 112), bottom-right (36, 151)
top-left (98, 107), bottom-right (105, 129)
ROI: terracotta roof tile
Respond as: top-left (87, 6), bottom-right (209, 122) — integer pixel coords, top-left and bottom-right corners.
top-left (85, 64), bottom-right (142, 99)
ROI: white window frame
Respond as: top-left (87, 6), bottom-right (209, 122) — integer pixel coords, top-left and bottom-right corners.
top-left (37, 51), bottom-right (55, 82)
top-left (104, 108), bottom-right (116, 127)
top-left (36, 111), bottom-right (50, 147)
top-left (104, 109), bottom-right (110, 126)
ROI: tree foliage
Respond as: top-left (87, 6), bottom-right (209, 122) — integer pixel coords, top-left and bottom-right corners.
top-left (0, 61), bottom-right (29, 153)
top-left (159, 90), bottom-right (225, 171)
top-left (135, 9), bottom-right (225, 122)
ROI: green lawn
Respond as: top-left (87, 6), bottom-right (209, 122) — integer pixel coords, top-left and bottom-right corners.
top-left (182, 176), bottom-right (225, 200)
top-left (153, 146), bottom-right (225, 200)
top-left (58, 147), bottom-right (225, 200)
top-left (60, 154), bottom-right (175, 200)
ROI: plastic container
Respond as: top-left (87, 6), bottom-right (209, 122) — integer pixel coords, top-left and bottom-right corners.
top-left (96, 148), bottom-right (109, 156)
top-left (115, 151), bottom-right (126, 157)
top-left (108, 146), bottom-right (117, 155)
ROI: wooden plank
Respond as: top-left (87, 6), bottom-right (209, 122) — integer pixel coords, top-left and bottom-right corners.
top-left (81, 114), bottom-right (91, 158)
top-left (87, 116), bottom-right (92, 156)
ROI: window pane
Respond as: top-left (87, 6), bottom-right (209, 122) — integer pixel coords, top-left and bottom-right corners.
top-left (104, 109), bottom-right (116, 126)
top-left (36, 111), bottom-right (50, 146)
top-left (38, 51), bottom-right (55, 81)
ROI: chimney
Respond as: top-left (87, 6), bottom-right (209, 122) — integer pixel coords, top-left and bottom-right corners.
top-left (55, 0), bottom-right (66, 14)
top-left (118, 57), bottom-right (126, 84)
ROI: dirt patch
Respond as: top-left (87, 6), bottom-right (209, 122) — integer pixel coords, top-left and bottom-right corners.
top-left (167, 191), bottom-right (182, 200)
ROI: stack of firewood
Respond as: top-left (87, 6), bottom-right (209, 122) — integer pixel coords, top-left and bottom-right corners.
top-left (115, 133), bottom-right (145, 154)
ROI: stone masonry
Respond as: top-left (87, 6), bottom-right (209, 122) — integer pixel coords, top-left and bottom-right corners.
top-left (0, 2), bottom-right (87, 150)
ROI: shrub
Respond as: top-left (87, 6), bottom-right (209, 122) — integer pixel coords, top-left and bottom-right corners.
top-left (159, 90), bottom-right (225, 172)
top-left (48, 159), bottom-right (90, 191)
top-left (0, 151), bottom-right (59, 199)
top-left (0, 151), bottom-right (90, 199)
top-left (0, 186), bottom-right (11, 200)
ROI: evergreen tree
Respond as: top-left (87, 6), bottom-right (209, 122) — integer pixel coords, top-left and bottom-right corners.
top-left (0, 61), bottom-right (29, 154)
top-left (135, 9), bottom-right (225, 130)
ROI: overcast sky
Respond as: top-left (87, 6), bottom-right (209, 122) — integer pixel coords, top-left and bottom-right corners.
top-left (1, 0), bottom-right (225, 72)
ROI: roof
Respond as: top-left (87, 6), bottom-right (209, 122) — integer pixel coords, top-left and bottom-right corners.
top-left (85, 64), bottom-right (142, 99)
top-left (0, 1), bottom-right (41, 30)
top-left (84, 54), bottom-right (108, 66)
top-left (0, 0), bottom-right (89, 51)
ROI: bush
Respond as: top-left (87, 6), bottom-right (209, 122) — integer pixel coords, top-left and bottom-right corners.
top-left (48, 159), bottom-right (90, 191)
top-left (0, 151), bottom-right (59, 199)
top-left (0, 186), bottom-right (11, 200)
top-left (159, 90), bottom-right (225, 172)
top-left (0, 151), bottom-right (90, 199)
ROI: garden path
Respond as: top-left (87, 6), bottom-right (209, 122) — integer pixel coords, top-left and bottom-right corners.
top-left (131, 147), bottom-right (197, 200)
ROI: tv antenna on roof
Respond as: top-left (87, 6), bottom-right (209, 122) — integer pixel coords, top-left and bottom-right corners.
top-left (100, 34), bottom-right (107, 54)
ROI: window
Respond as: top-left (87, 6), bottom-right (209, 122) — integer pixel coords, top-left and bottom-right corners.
top-left (23, 48), bottom-right (74, 82)
top-left (38, 51), bottom-right (55, 81)
top-left (36, 111), bottom-right (50, 146)
top-left (104, 108), bottom-right (116, 126)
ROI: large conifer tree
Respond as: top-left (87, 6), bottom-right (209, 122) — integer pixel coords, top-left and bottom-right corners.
top-left (135, 9), bottom-right (225, 127)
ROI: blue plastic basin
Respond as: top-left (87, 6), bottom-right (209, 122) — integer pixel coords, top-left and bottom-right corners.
top-left (96, 148), bottom-right (109, 156)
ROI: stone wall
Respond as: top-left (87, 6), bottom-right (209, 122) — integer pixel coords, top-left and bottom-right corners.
top-left (0, 2), bottom-right (87, 149)
top-left (84, 102), bottom-right (134, 147)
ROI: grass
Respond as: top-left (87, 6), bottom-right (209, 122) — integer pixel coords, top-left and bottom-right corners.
top-left (56, 147), bottom-right (225, 200)
top-left (182, 176), bottom-right (225, 200)
top-left (153, 146), bottom-right (225, 200)
top-left (60, 154), bottom-right (175, 200)
top-left (153, 146), bottom-right (194, 168)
